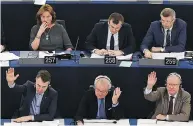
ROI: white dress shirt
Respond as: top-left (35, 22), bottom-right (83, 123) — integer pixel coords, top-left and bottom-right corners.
top-left (106, 28), bottom-right (119, 50)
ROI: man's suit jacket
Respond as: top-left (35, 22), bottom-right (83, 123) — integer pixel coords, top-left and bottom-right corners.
top-left (141, 18), bottom-right (187, 53)
top-left (75, 89), bottom-right (124, 121)
top-left (85, 22), bottom-right (135, 55)
top-left (11, 80), bottom-right (58, 121)
top-left (144, 87), bottom-right (191, 121)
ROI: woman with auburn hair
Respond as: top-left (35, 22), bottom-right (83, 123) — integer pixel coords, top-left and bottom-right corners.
top-left (29, 4), bottom-right (73, 51)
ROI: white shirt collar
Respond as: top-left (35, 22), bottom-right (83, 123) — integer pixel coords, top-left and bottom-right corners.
top-left (164, 26), bottom-right (173, 32)
top-left (168, 93), bottom-right (177, 99)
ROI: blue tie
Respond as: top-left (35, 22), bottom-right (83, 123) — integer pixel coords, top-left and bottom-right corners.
top-left (98, 98), bottom-right (106, 119)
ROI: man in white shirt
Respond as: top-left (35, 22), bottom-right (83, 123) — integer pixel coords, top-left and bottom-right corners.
top-left (144, 71), bottom-right (191, 121)
top-left (85, 12), bottom-right (135, 56)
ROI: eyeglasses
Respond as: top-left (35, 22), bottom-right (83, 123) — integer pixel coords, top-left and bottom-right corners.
top-left (95, 88), bottom-right (108, 94)
top-left (166, 83), bottom-right (180, 87)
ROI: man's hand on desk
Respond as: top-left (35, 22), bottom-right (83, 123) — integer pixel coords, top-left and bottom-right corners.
top-left (6, 68), bottom-right (19, 85)
top-left (13, 115), bottom-right (33, 123)
top-left (76, 120), bottom-right (84, 125)
top-left (112, 87), bottom-right (122, 104)
top-left (156, 114), bottom-right (167, 120)
top-left (94, 49), bottom-right (108, 56)
top-left (0, 44), bottom-right (5, 52)
top-left (66, 48), bottom-right (72, 51)
top-left (144, 49), bottom-right (152, 59)
top-left (108, 50), bottom-right (123, 56)
top-left (151, 47), bottom-right (162, 53)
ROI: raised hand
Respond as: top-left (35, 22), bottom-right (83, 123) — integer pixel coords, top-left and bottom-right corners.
top-left (6, 68), bottom-right (19, 85)
top-left (147, 71), bottom-right (157, 89)
top-left (112, 87), bottom-right (122, 104)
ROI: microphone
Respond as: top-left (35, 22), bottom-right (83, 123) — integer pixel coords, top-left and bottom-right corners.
top-left (73, 36), bottom-right (79, 62)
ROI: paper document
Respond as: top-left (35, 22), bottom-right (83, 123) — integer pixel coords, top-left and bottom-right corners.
top-left (157, 121), bottom-right (193, 126)
top-left (0, 61), bottom-right (9, 67)
top-left (116, 119), bottom-right (130, 125)
top-left (91, 53), bottom-right (132, 60)
top-left (119, 61), bottom-right (132, 67)
top-left (4, 122), bottom-right (21, 126)
top-left (39, 51), bottom-right (55, 58)
top-left (0, 52), bottom-right (20, 61)
top-left (84, 119), bottom-right (117, 123)
top-left (137, 119), bottom-right (157, 124)
top-left (152, 52), bottom-right (185, 60)
top-left (34, 0), bottom-right (46, 5)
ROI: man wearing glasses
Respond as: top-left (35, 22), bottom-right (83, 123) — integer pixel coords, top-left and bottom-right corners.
top-left (85, 12), bottom-right (135, 56)
top-left (75, 75), bottom-right (123, 125)
top-left (144, 71), bottom-right (191, 121)
top-left (141, 8), bottom-right (187, 58)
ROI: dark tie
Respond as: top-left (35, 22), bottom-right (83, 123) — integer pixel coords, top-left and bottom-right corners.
top-left (166, 30), bottom-right (171, 47)
top-left (167, 96), bottom-right (174, 114)
top-left (110, 34), bottom-right (114, 50)
top-left (98, 98), bottom-right (106, 119)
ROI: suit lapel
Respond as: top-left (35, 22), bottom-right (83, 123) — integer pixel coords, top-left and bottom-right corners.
top-left (118, 27), bottom-right (123, 48)
top-left (93, 94), bottom-right (98, 118)
top-left (171, 21), bottom-right (177, 45)
top-left (103, 23), bottom-right (109, 48)
top-left (163, 93), bottom-right (169, 114)
top-left (29, 86), bottom-right (36, 105)
top-left (174, 91), bottom-right (182, 114)
top-left (159, 23), bottom-right (164, 47)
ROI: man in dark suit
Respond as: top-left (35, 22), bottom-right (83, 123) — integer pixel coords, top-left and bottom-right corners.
top-left (141, 8), bottom-right (187, 58)
top-left (1, 21), bottom-right (6, 52)
top-left (75, 75), bottom-right (123, 125)
top-left (6, 68), bottom-right (58, 122)
top-left (85, 12), bottom-right (135, 56)
top-left (144, 71), bottom-right (191, 121)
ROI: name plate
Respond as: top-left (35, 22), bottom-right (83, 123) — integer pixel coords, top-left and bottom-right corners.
top-left (104, 56), bottom-right (117, 64)
top-left (44, 56), bottom-right (57, 64)
top-left (139, 58), bottom-right (178, 66)
top-left (164, 57), bottom-right (178, 65)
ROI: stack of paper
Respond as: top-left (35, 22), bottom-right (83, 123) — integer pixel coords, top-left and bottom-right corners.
top-left (137, 119), bottom-right (157, 126)
top-left (0, 52), bottom-right (20, 61)
top-left (152, 52), bottom-right (185, 60)
top-left (116, 119), bottom-right (130, 125)
top-left (91, 53), bottom-right (132, 60)
top-left (38, 51), bottom-right (55, 58)
top-left (0, 61), bottom-right (9, 67)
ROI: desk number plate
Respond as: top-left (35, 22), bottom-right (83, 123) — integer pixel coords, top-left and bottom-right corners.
top-left (164, 57), bottom-right (178, 65)
top-left (104, 56), bottom-right (117, 64)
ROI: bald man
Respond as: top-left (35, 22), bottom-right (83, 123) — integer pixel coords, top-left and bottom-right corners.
top-left (144, 72), bottom-right (191, 121)
top-left (75, 75), bottom-right (123, 124)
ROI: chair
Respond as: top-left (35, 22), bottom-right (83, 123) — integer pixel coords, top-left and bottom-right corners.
top-left (99, 19), bottom-right (108, 23)
top-left (56, 19), bottom-right (66, 29)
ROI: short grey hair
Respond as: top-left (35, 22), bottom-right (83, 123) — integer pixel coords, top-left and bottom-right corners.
top-left (167, 72), bottom-right (182, 84)
top-left (160, 8), bottom-right (176, 19)
top-left (94, 75), bottom-right (112, 89)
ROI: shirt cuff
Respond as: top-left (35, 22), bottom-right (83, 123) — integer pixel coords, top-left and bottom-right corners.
top-left (166, 115), bottom-right (169, 120)
top-left (143, 49), bottom-right (148, 54)
top-left (144, 88), bottom-right (152, 94)
top-left (92, 49), bottom-right (97, 53)
top-left (31, 115), bottom-right (34, 121)
top-left (112, 102), bottom-right (119, 107)
top-left (8, 83), bottom-right (15, 88)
